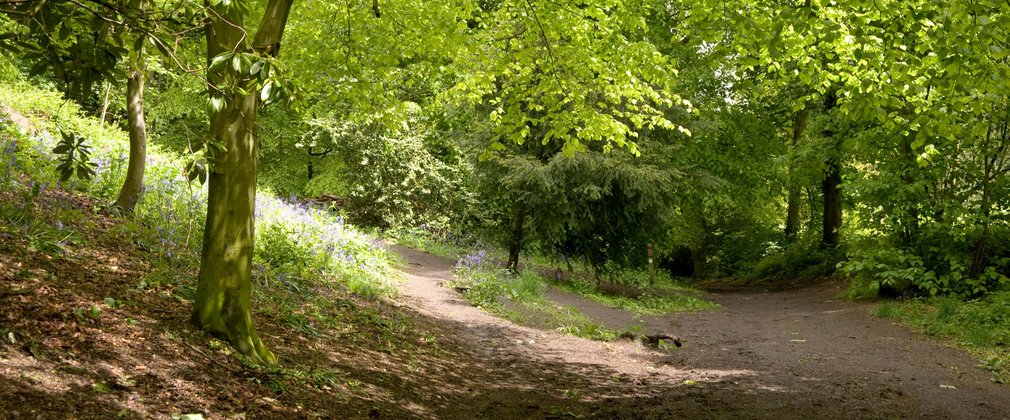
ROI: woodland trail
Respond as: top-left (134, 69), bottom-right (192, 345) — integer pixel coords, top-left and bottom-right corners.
top-left (391, 245), bottom-right (1010, 419)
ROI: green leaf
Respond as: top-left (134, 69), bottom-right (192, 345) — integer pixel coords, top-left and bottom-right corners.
top-left (132, 36), bottom-right (145, 54)
top-left (28, 60), bottom-right (47, 77)
top-left (76, 165), bottom-right (93, 180)
top-left (260, 82), bottom-right (273, 102)
top-left (209, 54), bottom-right (229, 71)
top-left (153, 38), bottom-right (171, 58)
top-left (209, 97), bottom-right (225, 112)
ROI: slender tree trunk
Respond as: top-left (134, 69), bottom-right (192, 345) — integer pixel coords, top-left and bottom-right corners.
top-left (899, 139), bottom-right (919, 247)
top-left (192, 0), bottom-right (293, 366)
top-left (114, 28), bottom-right (147, 214)
top-left (970, 124), bottom-right (998, 278)
top-left (507, 204), bottom-right (525, 273)
top-left (785, 107), bottom-right (808, 241)
top-left (821, 160), bottom-right (841, 246)
top-left (99, 82), bottom-right (111, 129)
top-left (969, 161), bottom-right (991, 278)
top-left (806, 186), bottom-right (818, 234)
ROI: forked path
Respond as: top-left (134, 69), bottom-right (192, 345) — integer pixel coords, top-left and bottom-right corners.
top-left (392, 246), bottom-right (1010, 419)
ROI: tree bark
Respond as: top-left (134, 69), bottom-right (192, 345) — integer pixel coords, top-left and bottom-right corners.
top-left (969, 158), bottom-right (991, 278)
top-left (821, 159), bottom-right (841, 246)
top-left (192, 0), bottom-right (293, 366)
top-left (691, 246), bottom-right (707, 278)
top-left (821, 92), bottom-right (841, 247)
top-left (784, 107), bottom-right (808, 241)
top-left (806, 186), bottom-right (818, 233)
top-left (114, 31), bottom-right (147, 214)
top-left (898, 138), bottom-right (919, 247)
top-left (99, 82), bottom-right (111, 128)
top-left (969, 123), bottom-right (1000, 278)
top-left (507, 204), bottom-right (525, 273)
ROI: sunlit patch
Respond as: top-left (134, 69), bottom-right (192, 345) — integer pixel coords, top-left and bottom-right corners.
top-left (755, 384), bottom-right (789, 393)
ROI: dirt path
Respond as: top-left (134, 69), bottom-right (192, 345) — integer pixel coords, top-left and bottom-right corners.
top-left (392, 246), bottom-right (1010, 419)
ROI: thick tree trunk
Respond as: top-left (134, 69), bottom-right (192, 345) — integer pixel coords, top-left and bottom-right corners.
top-left (192, 91), bottom-right (274, 364)
top-left (821, 158), bottom-right (841, 246)
top-left (784, 108), bottom-right (808, 241)
top-left (821, 92), bottom-right (841, 247)
top-left (691, 246), bottom-right (707, 279)
top-left (114, 51), bottom-right (147, 214)
top-left (785, 189), bottom-right (801, 240)
top-left (507, 204), bottom-right (525, 273)
top-left (192, 0), bottom-right (293, 366)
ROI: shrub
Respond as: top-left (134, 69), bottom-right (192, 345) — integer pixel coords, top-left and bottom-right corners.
top-left (452, 250), bottom-right (547, 309)
top-left (749, 240), bottom-right (841, 281)
top-left (841, 235), bottom-right (1009, 298)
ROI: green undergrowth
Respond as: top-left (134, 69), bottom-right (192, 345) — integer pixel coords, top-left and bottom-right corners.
top-left (388, 227), bottom-right (461, 259)
top-left (551, 271), bottom-right (718, 316)
top-left (450, 250), bottom-right (616, 340)
top-left (0, 77), bottom-right (399, 318)
top-left (387, 225), bottom-right (502, 261)
top-left (873, 293), bottom-right (1010, 383)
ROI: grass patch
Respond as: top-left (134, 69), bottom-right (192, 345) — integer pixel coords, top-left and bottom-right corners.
top-left (497, 299), bottom-right (617, 341)
top-left (873, 293), bottom-right (1010, 383)
top-left (551, 272), bottom-right (718, 316)
top-left (450, 251), bottom-right (616, 340)
top-left (388, 228), bottom-right (460, 259)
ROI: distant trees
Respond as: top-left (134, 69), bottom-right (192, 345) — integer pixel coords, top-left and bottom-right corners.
top-left (677, 0), bottom-right (1010, 294)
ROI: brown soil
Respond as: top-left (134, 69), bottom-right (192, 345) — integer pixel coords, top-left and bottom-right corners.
top-left (1, 191), bottom-right (1008, 419)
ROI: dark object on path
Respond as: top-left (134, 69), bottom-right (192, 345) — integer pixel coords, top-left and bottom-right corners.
top-left (620, 332), bottom-right (682, 347)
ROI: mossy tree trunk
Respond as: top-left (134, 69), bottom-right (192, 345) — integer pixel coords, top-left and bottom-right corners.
top-left (114, 14), bottom-right (147, 214)
top-left (191, 0), bottom-right (293, 366)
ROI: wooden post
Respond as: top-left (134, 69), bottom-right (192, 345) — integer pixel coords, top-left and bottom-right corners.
top-left (647, 243), bottom-right (655, 287)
